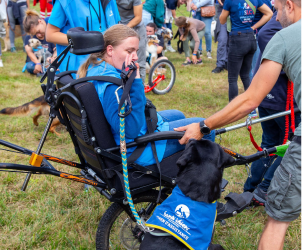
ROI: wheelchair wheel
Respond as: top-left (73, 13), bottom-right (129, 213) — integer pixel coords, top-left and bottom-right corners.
top-left (96, 190), bottom-right (167, 250)
top-left (148, 59), bottom-right (176, 95)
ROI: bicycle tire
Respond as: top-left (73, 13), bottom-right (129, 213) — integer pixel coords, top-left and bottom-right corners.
top-left (96, 190), bottom-right (167, 250)
top-left (148, 59), bottom-right (176, 95)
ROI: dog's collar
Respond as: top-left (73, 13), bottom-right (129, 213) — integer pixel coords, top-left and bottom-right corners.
top-left (32, 46), bottom-right (43, 52)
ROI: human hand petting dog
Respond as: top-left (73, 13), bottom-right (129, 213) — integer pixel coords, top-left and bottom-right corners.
top-left (33, 63), bottom-right (43, 74)
top-left (174, 122), bottom-right (203, 144)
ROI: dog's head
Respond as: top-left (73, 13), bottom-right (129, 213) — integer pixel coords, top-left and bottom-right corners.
top-left (176, 139), bottom-right (235, 203)
top-left (28, 38), bottom-right (42, 49)
top-left (160, 28), bottom-right (173, 40)
top-left (147, 35), bottom-right (160, 45)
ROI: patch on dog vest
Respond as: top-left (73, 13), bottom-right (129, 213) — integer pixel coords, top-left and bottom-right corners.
top-left (146, 186), bottom-right (216, 250)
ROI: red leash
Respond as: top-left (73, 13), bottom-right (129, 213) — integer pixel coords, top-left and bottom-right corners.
top-left (247, 80), bottom-right (295, 154)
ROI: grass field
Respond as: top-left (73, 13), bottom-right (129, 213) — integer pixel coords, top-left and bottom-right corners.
top-left (0, 6), bottom-right (300, 250)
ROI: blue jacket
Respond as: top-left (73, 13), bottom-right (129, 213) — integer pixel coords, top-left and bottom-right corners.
top-left (49, 0), bottom-right (120, 72)
top-left (87, 61), bottom-right (169, 166)
top-left (146, 186), bottom-right (217, 250)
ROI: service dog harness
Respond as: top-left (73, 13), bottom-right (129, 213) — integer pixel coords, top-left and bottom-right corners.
top-left (146, 186), bottom-right (217, 250)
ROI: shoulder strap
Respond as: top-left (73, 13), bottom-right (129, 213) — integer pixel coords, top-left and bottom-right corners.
top-left (244, 0), bottom-right (256, 14)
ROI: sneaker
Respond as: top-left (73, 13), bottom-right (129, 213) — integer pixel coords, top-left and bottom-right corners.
top-left (212, 66), bottom-right (224, 73)
top-left (248, 109), bottom-right (258, 118)
top-left (207, 51), bottom-right (212, 59)
top-left (166, 45), bottom-right (176, 52)
top-left (0, 59), bottom-right (3, 67)
top-left (253, 186), bottom-right (267, 206)
top-left (10, 47), bottom-right (17, 53)
top-left (196, 58), bottom-right (203, 65)
top-left (182, 59), bottom-right (192, 66)
top-left (198, 50), bottom-right (203, 57)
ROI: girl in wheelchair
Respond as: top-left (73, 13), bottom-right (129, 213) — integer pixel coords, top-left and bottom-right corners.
top-left (77, 24), bottom-right (215, 167)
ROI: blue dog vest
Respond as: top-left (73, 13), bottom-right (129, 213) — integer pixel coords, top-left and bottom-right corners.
top-left (146, 186), bottom-right (217, 250)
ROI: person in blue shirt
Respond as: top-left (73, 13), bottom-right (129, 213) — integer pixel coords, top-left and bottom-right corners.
top-left (46, 0), bottom-right (120, 73)
top-left (23, 9), bottom-right (56, 75)
top-left (77, 24), bottom-right (215, 167)
top-left (243, 10), bottom-right (300, 205)
top-left (249, 0), bottom-right (272, 81)
top-left (219, 0), bottom-right (272, 101)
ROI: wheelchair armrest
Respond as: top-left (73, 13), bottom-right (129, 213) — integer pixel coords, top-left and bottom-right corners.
top-left (107, 131), bottom-right (184, 152)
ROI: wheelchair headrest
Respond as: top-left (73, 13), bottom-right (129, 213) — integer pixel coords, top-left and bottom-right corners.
top-left (67, 27), bottom-right (105, 55)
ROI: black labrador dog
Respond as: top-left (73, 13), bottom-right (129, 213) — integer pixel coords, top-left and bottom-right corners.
top-left (140, 139), bottom-right (235, 250)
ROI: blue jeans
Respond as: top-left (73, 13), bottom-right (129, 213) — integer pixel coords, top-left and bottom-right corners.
top-left (7, 5), bottom-right (27, 47)
top-left (193, 12), bottom-right (213, 52)
top-left (142, 9), bottom-right (153, 27)
top-left (228, 32), bottom-right (256, 101)
top-left (26, 62), bottom-right (36, 74)
top-left (243, 106), bottom-right (301, 192)
top-left (158, 110), bottom-right (216, 159)
top-left (249, 40), bottom-right (260, 81)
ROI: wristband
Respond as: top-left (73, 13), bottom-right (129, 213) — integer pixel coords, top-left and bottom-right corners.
top-left (36, 63), bottom-right (41, 65)
top-left (192, 53), bottom-right (197, 56)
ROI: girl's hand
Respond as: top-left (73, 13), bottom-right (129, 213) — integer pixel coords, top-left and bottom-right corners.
top-left (124, 53), bottom-right (140, 79)
top-left (192, 54), bottom-right (197, 64)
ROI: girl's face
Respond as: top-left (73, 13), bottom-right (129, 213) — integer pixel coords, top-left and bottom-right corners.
top-left (106, 37), bottom-right (139, 70)
top-left (30, 19), bottom-right (46, 40)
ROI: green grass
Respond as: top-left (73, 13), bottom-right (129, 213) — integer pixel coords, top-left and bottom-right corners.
top-left (0, 6), bottom-right (300, 249)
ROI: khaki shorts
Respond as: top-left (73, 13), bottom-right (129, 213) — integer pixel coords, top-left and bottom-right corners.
top-left (265, 138), bottom-right (301, 222)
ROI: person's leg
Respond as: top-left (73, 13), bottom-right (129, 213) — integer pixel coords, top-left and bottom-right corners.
top-left (260, 140), bottom-right (301, 249)
top-left (163, 117), bottom-right (216, 158)
top-left (200, 16), bottom-right (213, 55)
top-left (239, 35), bottom-right (257, 91)
top-left (40, 0), bottom-right (46, 19)
top-left (194, 12), bottom-right (203, 52)
top-left (158, 110), bottom-right (186, 122)
top-left (19, 5), bottom-right (27, 45)
top-left (190, 29), bottom-right (205, 59)
top-left (227, 35), bottom-right (244, 101)
top-left (7, 7), bottom-right (16, 49)
top-left (258, 216), bottom-right (290, 250)
top-left (249, 40), bottom-right (260, 81)
top-left (136, 24), bottom-right (147, 82)
top-left (258, 109), bottom-right (301, 192)
top-left (216, 23), bottom-right (228, 68)
top-left (26, 61), bottom-right (36, 74)
top-left (183, 34), bottom-right (193, 63)
top-left (243, 107), bottom-right (282, 192)
top-left (47, 1), bottom-right (53, 17)
top-left (142, 10), bottom-right (153, 27)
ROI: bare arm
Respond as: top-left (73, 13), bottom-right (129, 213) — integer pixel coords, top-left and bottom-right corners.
top-left (46, 23), bottom-right (68, 45)
top-left (25, 45), bottom-right (40, 63)
top-left (219, 9), bottom-right (229, 25)
top-left (251, 4), bottom-right (273, 30)
top-left (217, 0), bottom-right (223, 6)
top-left (175, 59), bottom-right (283, 144)
top-left (171, 9), bottom-right (177, 18)
top-left (27, 0), bottom-right (30, 8)
top-left (127, 4), bottom-right (142, 28)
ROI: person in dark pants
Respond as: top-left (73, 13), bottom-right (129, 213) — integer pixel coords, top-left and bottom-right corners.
top-left (219, 0), bottom-right (272, 102)
top-left (212, 0), bottom-right (228, 73)
top-left (243, 11), bottom-right (301, 205)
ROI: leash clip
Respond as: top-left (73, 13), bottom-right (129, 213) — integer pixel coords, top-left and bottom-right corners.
top-left (245, 163), bottom-right (252, 178)
top-left (246, 116), bottom-right (252, 130)
top-left (115, 86), bottom-right (133, 118)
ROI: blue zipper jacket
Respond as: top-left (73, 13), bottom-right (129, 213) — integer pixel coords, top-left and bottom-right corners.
top-left (87, 61), bottom-right (169, 166)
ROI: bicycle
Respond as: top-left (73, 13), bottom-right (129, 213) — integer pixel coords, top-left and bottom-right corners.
top-left (144, 58), bottom-right (176, 95)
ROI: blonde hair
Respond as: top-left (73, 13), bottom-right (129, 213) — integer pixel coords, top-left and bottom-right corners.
top-left (77, 24), bottom-right (140, 78)
top-left (23, 9), bottom-right (41, 33)
top-left (174, 17), bottom-right (191, 40)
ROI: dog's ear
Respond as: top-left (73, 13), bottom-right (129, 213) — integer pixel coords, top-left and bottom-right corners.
top-left (176, 140), bottom-right (195, 171)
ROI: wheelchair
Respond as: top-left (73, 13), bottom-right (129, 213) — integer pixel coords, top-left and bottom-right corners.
top-left (0, 27), bottom-right (288, 249)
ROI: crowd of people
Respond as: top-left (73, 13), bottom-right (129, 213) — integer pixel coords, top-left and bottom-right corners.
top-left (0, 0), bottom-right (301, 249)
